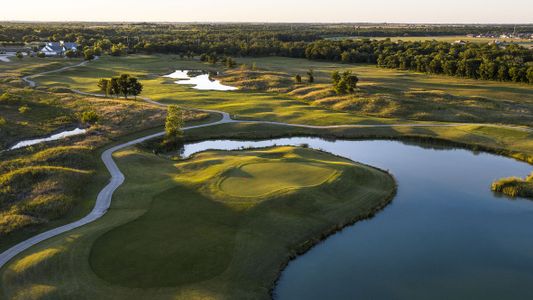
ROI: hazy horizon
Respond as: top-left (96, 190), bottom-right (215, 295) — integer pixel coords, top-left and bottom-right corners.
top-left (2, 0), bottom-right (532, 24)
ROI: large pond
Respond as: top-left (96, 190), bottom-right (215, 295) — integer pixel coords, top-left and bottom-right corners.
top-left (181, 137), bottom-right (533, 299)
top-left (165, 70), bottom-right (238, 91)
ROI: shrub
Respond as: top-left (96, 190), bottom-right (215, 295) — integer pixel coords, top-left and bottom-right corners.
top-left (18, 105), bottom-right (31, 114)
top-left (492, 173), bottom-right (533, 199)
top-left (0, 117), bottom-right (6, 127)
top-left (80, 110), bottom-right (98, 124)
top-left (0, 92), bottom-right (21, 105)
top-left (37, 51), bottom-right (46, 58)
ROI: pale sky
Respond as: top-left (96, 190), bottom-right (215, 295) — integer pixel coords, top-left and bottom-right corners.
top-left (2, 0), bottom-right (532, 23)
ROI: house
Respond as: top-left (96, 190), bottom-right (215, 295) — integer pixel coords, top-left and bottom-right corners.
top-left (41, 41), bottom-right (78, 56)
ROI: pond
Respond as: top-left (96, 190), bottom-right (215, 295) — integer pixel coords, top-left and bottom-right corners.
top-left (181, 137), bottom-right (533, 299)
top-left (9, 128), bottom-right (87, 150)
top-left (165, 70), bottom-right (238, 91)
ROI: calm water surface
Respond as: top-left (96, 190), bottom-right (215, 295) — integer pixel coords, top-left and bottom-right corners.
top-left (9, 128), bottom-right (86, 150)
top-left (165, 70), bottom-right (238, 91)
top-left (182, 137), bottom-right (533, 300)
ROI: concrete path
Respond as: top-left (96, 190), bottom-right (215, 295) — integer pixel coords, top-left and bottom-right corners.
top-left (1, 58), bottom-right (531, 270)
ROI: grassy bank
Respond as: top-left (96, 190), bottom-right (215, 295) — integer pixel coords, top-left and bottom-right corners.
top-left (184, 122), bottom-right (533, 164)
top-left (1, 146), bottom-right (395, 299)
top-left (492, 173), bottom-right (533, 199)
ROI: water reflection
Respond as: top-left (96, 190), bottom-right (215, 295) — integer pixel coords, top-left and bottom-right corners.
top-left (178, 137), bottom-right (533, 299)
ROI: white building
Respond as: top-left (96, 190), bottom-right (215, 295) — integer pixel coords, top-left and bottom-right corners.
top-left (41, 41), bottom-right (78, 56)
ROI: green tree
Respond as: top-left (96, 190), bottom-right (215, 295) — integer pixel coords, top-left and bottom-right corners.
top-left (509, 66), bottom-right (526, 83)
top-left (93, 46), bottom-right (102, 56)
top-left (333, 71), bottom-right (359, 95)
top-left (83, 49), bottom-right (94, 60)
top-left (110, 43), bottom-right (126, 56)
top-left (65, 50), bottom-right (76, 59)
top-left (307, 69), bottom-right (314, 83)
top-left (108, 78), bottom-right (120, 98)
top-left (226, 57), bottom-right (236, 68)
top-left (116, 74), bottom-right (132, 99)
top-left (15, 52), bottom-right (23, 60)
top-left (97, 79), bottom-right (110, 96)
top-left (332, 71), bottom-right (341, 84)
top-left (527, 66), bottom-right (533, 84)
top-left (165, 105), bottom-right (184, 138)
top-left (128, 77), bottom-right (143, 99)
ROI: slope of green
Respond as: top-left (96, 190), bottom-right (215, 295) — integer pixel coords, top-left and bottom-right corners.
top-left (1, 146), bottom-right (395, 299)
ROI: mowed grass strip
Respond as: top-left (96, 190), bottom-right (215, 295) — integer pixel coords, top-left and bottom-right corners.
top-left (0, 146), bottom-right (395, 299)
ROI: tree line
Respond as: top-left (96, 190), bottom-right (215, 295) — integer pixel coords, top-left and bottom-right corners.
top-left (305, 39), bottom-right (533, 84)
top-left (2, 23), bottom-right (532, 84)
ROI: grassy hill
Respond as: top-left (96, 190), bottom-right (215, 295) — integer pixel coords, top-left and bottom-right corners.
top-left (1, 146), bottom-right (395, 299)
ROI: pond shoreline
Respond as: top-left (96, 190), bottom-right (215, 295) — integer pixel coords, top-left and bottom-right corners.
top-left (5, 124), bottom-right (87, 152)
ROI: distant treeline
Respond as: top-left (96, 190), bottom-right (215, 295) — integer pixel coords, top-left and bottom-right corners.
top-left (305, 40), bottom-right (533, 83)
top-left (1, 23), bottom-right (532, 83)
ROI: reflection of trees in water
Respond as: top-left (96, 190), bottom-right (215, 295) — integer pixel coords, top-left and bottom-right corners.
top-left (180, 70), bottom-right (219, 82)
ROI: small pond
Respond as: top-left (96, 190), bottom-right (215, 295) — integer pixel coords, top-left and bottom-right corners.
top-left (9, 128), bottom-right (87, 150)
top-left (180, 137), bottom-right (533, 300)
top-left (165, 70), bottom-right (238, 91)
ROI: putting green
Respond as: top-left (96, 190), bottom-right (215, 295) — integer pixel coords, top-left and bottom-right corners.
top-left (2, 147), bottom-right (396, 299)
top-left (219, 162), bottom-right (337, 197)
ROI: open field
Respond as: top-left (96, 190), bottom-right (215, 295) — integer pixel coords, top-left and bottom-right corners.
top-left (0, 146), bottom-right (395, 299)
top-left (228, 57), bottom-right (533, 126)
top-left (32, 55), bottom-right (533, 126)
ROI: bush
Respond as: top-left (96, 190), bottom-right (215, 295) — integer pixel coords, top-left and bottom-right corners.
top-left (18, 105), bottom-right (31, 114)
top-left (80, 110), bottom-right (98, 124)
top-left (37, 51), bottom-right (46, 58)
top-left (0, 117), bottom-right (6, 127)
top-left (0, 92), bottom-right (21, 105)
top-left (492, 173), bottom-right (533, 199)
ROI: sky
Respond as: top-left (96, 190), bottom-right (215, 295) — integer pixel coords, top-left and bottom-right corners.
top-left (2, 0), bottom-right (532, 23)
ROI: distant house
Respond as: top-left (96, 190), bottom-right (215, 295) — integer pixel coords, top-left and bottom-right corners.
top-left (41, 41), bottom-right (78, 56)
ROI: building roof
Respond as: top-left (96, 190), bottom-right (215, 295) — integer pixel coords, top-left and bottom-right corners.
top-left (41, 41), bottom-right (78, 53)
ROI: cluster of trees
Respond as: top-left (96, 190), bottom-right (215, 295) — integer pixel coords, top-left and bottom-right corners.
top-left (97, 74), bottom-right (143, 99)
top-left (332, 71), bottom-right (359, 94)
top-left (199, 54), bottom-right (237, 68)
top-left (305, 39), bottom-right (533, 84)
top-left (294, 69), bottom-right (315, 83)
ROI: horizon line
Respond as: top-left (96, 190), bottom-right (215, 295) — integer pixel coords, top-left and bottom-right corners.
top-left (1, 20), bottom-right (532, 25)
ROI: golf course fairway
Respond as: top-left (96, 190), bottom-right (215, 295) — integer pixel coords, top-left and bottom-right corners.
top-left (1, 146), bottom-right (395, 299)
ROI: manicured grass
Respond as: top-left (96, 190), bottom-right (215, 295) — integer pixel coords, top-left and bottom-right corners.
top-left (219, 162), bottom-right (336, 198)
top-left (33, 55), bottom-right (533, 126)
top-left (1, 146), bottom-right (395, 299)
